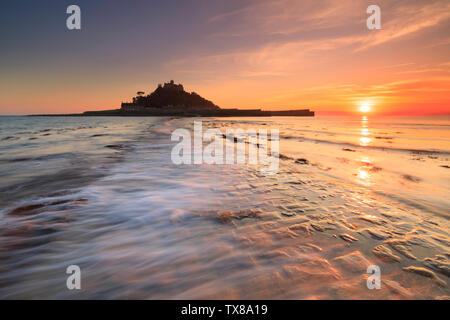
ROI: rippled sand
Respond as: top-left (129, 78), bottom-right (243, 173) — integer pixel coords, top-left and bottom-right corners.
top-left (0, 116), bottom-right (449, 299)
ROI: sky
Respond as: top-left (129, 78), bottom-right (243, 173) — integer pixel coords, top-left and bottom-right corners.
top-left (0, 0), bottom-right (449, 115)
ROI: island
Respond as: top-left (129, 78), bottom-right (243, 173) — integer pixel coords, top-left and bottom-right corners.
top-left (33, 81), bottom-right (314, 117)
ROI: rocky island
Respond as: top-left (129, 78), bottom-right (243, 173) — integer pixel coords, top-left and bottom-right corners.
top-left (29, 81), bottom-right (314, 117)
top-left (82, 81), bottom-right (315, 117)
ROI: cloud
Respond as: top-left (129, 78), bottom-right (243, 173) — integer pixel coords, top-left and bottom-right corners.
top-left (166, 35), bottom-right (361, 82)
top-left (207, 0), bottom-right (450, 51)
top-left (181, 0), bottom-right (450, 81)
top-left (164, 0), bottom-right (450, 111)
top-left (356, 1), bottom-right (450, 51)
top-left (208, 0), bottom-right (364, 38)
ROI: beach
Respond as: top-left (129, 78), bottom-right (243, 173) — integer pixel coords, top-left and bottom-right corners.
top-left (0, 115), bottom-right (449, 299)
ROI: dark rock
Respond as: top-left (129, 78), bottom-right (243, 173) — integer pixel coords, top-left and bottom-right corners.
top-left (295, 158), bottom-right (309, 165)
top-left (402, 174), bottom-right (421, 182)
top-left (105, 144), bottom-right (126, 150)
top-left (279, 154), bottom-right (293, 160)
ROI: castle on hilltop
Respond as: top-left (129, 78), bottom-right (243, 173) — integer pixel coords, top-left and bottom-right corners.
top-left (157, 80), bottom-right (184, 91)
top-left (111, 80), bottom-right (314, 117)
top-left (121, 80), bottom-right (219, 111)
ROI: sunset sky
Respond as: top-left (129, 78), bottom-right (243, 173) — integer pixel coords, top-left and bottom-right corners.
top-left (0, 0), bottom-right (449, 115)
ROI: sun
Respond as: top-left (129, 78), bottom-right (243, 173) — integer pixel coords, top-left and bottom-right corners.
top-left (359, 102), bottom-right (371, 113)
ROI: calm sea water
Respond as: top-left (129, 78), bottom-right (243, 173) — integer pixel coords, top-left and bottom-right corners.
top-left (0, 115), bottom-right (449, 298)
top-left (267, 115), bottom-right (450, 216)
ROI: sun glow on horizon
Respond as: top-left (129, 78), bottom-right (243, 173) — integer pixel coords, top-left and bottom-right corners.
top-left (359, 101), bottom-right (372, 113)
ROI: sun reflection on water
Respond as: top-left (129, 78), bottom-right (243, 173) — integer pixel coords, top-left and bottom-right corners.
top-left (359, 137), bottom-right (371, 145)
top-left (357, 168), bottom-right (370, 182)
top-left (356, 117), bottom-right (373, 185)
top-left (359, 116), bottom-right (371, 146)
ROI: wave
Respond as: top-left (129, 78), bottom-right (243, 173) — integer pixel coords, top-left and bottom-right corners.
top-left (0, 152), bottom-right (81, 164)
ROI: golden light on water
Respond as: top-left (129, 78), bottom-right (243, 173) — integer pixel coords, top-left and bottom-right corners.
top-left (357, 157), bottom-right (373, 186)
top-left (357, 168), bottom-right (371, 186)
top-left (359, 137), bottom-right (372, 145)
top-left (359, 115), bottom-right (371, 146)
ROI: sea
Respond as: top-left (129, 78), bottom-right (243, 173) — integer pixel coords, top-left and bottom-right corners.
top-left (0, 115), bottom-right (449, 299)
